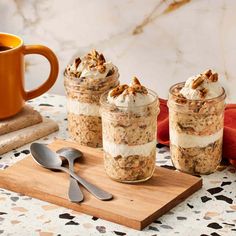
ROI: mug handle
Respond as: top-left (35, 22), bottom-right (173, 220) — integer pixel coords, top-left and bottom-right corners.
top-left (23, 45), bottom-right (59, 100)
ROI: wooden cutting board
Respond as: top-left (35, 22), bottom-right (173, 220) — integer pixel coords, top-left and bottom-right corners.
top-left (0, 139), bottom-right (202, 230)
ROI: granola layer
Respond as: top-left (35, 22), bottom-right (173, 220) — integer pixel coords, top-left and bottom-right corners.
top-left (169, 100), bottom-right (224, 136)
top-left (104, 148), bottom-right (156, 182)
top-left (170, 138), bottom-right (222, 174)
top-left (68, 113), bottom-right (102, 147)
top-left (102, 111), bottom-right (157, 146)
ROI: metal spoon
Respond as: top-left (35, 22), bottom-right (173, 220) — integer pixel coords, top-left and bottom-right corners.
top-left (56, 147), bottom-right (84, 203)
top-left (30, 143), bottom-right (113, 201)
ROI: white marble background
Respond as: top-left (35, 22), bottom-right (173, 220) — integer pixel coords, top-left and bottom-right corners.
top-left (1, 0), bottom-right (236, 102)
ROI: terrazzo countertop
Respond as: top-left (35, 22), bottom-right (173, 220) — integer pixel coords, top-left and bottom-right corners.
top-left (0, 94), bottom-right (236, 236)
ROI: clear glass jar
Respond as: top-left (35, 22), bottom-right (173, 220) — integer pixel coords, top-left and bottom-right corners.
top-left (64, 66), bottom-right (119, 147)
top-left (168, 82), bottom-right (226, 175)
top-left (100, 90), bottom-right (159, 183)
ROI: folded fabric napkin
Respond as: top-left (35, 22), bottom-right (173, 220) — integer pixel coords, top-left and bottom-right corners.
top-left (157, 98), bottom-right (236, 167)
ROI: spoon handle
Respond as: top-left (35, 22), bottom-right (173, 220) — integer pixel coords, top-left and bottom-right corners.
top-left (59, 166), bottom-right (113, 201)
top-left (68, 160), bottom-right (84, 202)
top-left (68, 178), bottom-right (84, 202)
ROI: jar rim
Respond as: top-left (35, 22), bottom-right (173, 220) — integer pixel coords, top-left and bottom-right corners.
top-left (100, 89), bottom-right (158, 109)
top-left (169, 82), bottom-right (226, 103)
top-left (64, 66), bottom-right (120, 94)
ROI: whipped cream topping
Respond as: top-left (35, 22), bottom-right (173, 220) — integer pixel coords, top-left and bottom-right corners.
top-left (108, 91), bottom-right (154, 108)
top-left (107, 77), bottom-right (157, 108)
top-left (170, 128), bottom-right (223, 148)
top-left (103, 139), bottom-right (156, 157)
top-left (67, 98), bottom-right (100, 116)
top-left (66, 49), bottom-right (114, 80)
top-left (180, 70), bottom-right (223, 100)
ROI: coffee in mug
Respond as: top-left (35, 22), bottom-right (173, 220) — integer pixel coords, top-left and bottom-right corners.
top-left (0, 45), bottom-right (12, 51)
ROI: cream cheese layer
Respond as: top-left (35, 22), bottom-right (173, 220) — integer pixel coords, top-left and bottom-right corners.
top-left (67, 98), bottom-right (100, 116)
top-left (170, 128), bottom-right (223, 148)
top-left (103, 139), bottom-right (156, 157)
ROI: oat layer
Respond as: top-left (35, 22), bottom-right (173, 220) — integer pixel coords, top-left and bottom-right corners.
top-left (104, 149), bottom-right (156, 182)
top-left (170, 138), bottom-right (222, 174)
top-left (68, 113), bottom-right (102, 147)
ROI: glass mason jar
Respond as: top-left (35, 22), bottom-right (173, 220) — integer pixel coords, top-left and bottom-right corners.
top-left (168, 82), bottom-right (226, 175)
top-left (64, 66), bottom-right (119, 147)
top-left (100, 90), bottom-right (159, 183)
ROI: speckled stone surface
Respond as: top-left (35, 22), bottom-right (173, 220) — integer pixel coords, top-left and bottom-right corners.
top-left (0, 94), bottom-right (235, 236)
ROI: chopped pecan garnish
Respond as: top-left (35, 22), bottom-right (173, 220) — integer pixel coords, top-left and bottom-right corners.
top-left (90, 49), bottom-right (99, 58)
top-left (203, 69), bottom-right (218, 82)
top-left (132, 84), bottom-right (148, 94)
top-left (97, 65), bottom-right (106, 73)
top-left (88, 63), bottom-right (95, 69)
top-left (204, 69), bottom-right (212, 78)
top-left (132, 76), bottom-right (141, 85)
top-left (85, 49), bottom-right (107, 73)
top-left (98, 54), bottom-right (105, 64)
top-left (128, 76), bottom-right (148, 94)
top-left (110, 76), bottom-right (148, 97)
top-left (74, 57), bottom-right (81, 69)
top-left (110, 84), bottom-right (129, 97)
top-left (199, 88), bottom-right (208, 99)
top-left (175, 93), bottom-right (187, 104)
top-left (191, 76), bottom-right (205, 89)
top-left (126, 87), bottom-right (135, 95)
top-left (208, 73), bottom-right (218, 82)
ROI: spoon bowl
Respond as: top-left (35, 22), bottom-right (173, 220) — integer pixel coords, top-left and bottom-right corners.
top-left (56, 147), bottom-right (83, 162)
top-left (30, 143), bottom-right (62, 168)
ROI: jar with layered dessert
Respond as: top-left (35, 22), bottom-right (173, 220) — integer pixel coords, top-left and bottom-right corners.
top-left (64, 50), bottom-right (119, 147)
top-left (100, 77), bottom-right (159, 183)
top-left (168, 70), bottom-right (226, 175)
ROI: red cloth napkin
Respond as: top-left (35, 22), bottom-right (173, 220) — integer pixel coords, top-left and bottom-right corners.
top-left (157, 98), bottom-right (236, 167)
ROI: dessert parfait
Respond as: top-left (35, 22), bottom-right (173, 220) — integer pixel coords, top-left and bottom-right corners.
top-left (168, 70), bottom-right (226, 174)
top-left (100, 77), bottom-right (159, 183)
top-left (64, 50), bottom-right (119, 147)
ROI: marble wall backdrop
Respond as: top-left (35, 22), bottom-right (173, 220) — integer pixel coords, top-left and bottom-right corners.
top-left (1, 0), bottom-right (236, 102)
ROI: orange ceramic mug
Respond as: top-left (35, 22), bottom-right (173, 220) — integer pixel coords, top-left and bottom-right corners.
top-left (0, 32), bottom-right (59, 119)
